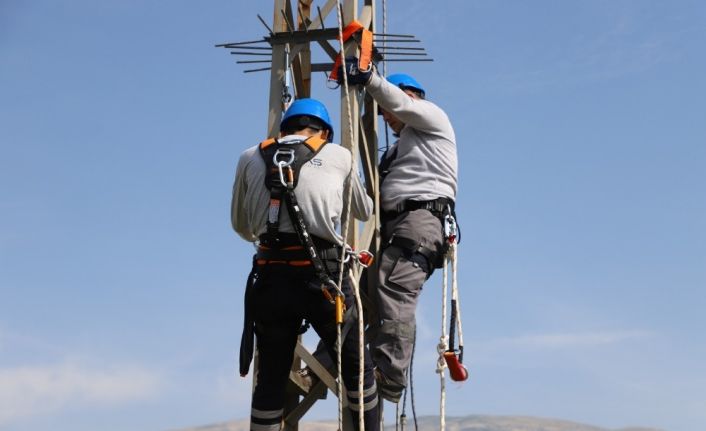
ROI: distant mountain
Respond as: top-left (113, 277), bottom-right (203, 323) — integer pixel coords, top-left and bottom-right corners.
top-left (167, 415), bottom-right (666, 431)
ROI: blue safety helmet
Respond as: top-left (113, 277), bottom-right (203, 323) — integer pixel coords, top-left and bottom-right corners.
top-left (280, 98), bottom-right (334, 141)
top-left (386, 73), bottom-right (425, 98)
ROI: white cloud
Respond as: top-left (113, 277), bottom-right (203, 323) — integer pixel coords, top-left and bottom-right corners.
top-left (0, 361), bottom-right (162, 425)
top-left (216, 366), bottom-right (252, 407)
top-left (491, 330), bottom-right (652, 349)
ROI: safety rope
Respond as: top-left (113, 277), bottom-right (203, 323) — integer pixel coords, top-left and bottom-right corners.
top-left (335, 2), bottom-right (366, 430)
top-left (381, 0), bottom-right (387, 77)
top-left (437, 241), bottom-right (464, 431)
top-left (380, 0), bottom-right (390, 154)
top-left (437, 254), bottom-right (450, 431)
top-left (409, 327), bottom-right (418, 430)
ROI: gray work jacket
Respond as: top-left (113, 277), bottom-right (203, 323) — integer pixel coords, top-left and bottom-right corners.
top-left (366, 73), bottom-right (458, 212)
top-left (231, 135), bottom-right (373, 245)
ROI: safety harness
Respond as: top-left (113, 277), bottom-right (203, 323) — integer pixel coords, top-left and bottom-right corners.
top-left (258, 136), bottom-right (346, 292)
top-left (239, 136), bottom-right (346, 377)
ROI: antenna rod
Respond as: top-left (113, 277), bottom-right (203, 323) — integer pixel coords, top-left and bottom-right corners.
top-left (373, 33), bottom-right (416, 38)
top-left (316, 6), bottom-right (325, 29)
top-left (257, 14), bottom-right (274, 35)
top-left (280, 9), bottom-right (294, 33)
top-left (230, 52), bottom-right (272, 56)
top-left (244, 67), bottom-right (271, 73)
top-left (373, 39), bottom-right (420, 43)
top-left (215, 39), bottom-right (267, 47)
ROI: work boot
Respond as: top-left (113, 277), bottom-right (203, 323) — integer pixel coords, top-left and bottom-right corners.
top-left (374, 368), bottom-right (404, 403)
top-left (291, 366), bottom-right (319, 393)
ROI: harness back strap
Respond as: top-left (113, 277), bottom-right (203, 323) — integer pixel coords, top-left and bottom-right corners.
top-left (258, 135), bottom-right (336, 287)
top-left (259, 136), bottom-right (327, 243)
top-left (283, 186), bottom-right (332, 282)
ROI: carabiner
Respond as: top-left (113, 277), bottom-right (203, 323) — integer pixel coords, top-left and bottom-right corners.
top-left (326, 278), bottom-right (345, 298)
top-left (342, 245), bottom-right (353, 264)
top-left (444, 214), bottom-right (457, 244)
top-left (273, 147), bottom-right (295, 167)
top-left (357, 250), bottom-right (374, 268)
top-left (273, 148), bottom-right (296, 187)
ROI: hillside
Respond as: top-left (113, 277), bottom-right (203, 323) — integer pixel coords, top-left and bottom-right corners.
top-left (167, 415), bottom-right (666, 431)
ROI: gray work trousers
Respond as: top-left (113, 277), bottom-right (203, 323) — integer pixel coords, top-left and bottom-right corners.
top-left (371, 208), bottom-right (445, 389)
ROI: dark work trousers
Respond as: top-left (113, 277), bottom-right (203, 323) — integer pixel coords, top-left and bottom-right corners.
top-left (250, 263), bottom-right (379, 431)
top-left (371, 209), bottom-right (445, 392)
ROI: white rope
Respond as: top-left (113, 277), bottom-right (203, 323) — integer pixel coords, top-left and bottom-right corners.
top-left (382, 0), bottom-right (387, 77)
top-left (349, 267), bottom-right (366, 430)
top-left (334, 2), bottom-right (365, 430)
top-left (381, 0), bottom-right (390, 152)
top-left (437, 255), bottom-right (449, 431)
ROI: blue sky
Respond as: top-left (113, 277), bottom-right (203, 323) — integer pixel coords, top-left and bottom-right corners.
top-left (1, 1), bottom-right (705, 431)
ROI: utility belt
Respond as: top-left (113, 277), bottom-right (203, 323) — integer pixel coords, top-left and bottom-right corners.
top-left (256, 233), bottom-right (345, 271)
top-left (382, 197), bottom-right (454, 221)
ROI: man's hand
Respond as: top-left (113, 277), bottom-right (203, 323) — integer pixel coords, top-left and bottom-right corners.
top-left (336, 56), bottom-right (373, 86)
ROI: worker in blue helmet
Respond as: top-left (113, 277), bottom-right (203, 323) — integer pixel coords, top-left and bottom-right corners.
top-left (230, 97), bottom-right (379, 430)
top-left (384, 73), bottom-right (426, 98)
top-left (279, 98), bottom-right (335, 142)
top-left (338, 64), bottom-right (459, 403)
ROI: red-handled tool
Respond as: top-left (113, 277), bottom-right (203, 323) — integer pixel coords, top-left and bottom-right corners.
top-left (444, 299), bottom-right (468, 382)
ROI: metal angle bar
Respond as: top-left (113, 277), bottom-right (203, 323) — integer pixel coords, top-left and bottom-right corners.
top-left (311, 62), bottom-right (334, 72)
top-left (265, 28), bottom-right (340, 45)
top-left (230, 52), bottom-right (272, 56)
top-left (236, 60), bottom-right (272, 64)
top-left (244, 67), bottom-right (271, 73)
top-left (317, 40), bottom-right (338, 60)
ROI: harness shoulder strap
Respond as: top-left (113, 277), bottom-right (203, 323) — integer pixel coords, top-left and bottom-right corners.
top-left (259, 136), bottom-right (327, 190)
top-left (302, 135), bottom-right (327, 153)
top-left (260, 137), bottom-right (277, 149)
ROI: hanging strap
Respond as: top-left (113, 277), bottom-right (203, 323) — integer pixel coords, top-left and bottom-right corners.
top-left (282, 185), bottom-right (337, 287)
top-left (328, 19), bottom-right (374, 83)
top-left (442, 242), bottom-right (468, 385)
top-left (239, 255), bottom-right (258, 377)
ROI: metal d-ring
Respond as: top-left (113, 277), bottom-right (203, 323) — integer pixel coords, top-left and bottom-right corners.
top-left (273, 148), bottom-right (295, 187)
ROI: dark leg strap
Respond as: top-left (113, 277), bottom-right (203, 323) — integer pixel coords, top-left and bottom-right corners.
top-left (239, 255), bottom-right (258, 377)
